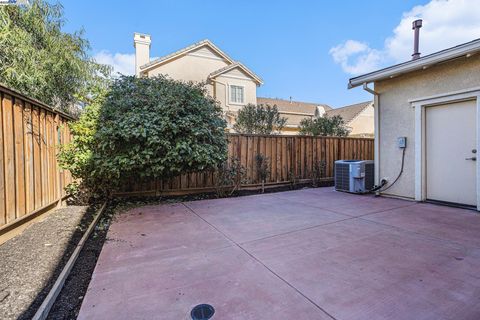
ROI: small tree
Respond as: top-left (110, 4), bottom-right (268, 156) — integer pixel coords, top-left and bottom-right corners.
top-left (233, 104), bottom-right (287, 134)
top-left (59, 75), bottom-right (228, 195)
top-left (255, 154), bottom-right (270, 193)
top-left (299, 115), bottom-right (350, 137)
top-left (311, 159), bottom-right (326, 187)
top-left (213, 157), bottom-right (246, 198)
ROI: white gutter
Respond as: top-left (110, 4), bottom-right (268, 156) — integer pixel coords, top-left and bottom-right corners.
top-left (349, 38), bottom-right (480, 89)
top-left (362, 83), bottom-right (380, 190)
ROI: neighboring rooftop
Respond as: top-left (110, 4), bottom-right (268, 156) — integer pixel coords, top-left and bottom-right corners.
top-left (326, 101), bottom-right (372, 124)
top-left (257, 97), bottom-right (331, 115)
top-left (349, 38), bottom-right (480, 89)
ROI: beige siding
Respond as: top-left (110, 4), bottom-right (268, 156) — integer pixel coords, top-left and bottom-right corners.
top-left (376, 54), bottom-right (480, 199)
top-left (214, 68), bottom-right (257, 113)
top-left (348, 105), bottom-right (374, 137)
top-left (146, 48), bottom-right (229, 97)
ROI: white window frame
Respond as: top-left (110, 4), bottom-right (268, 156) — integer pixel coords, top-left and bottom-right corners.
top-left (229, 85), bottom-right (245, 105)
top-left (409, 87), bottom-right (480, 210)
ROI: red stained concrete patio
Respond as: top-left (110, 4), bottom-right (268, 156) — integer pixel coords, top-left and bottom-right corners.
top-left (78, 188), bottom-right (480, 320)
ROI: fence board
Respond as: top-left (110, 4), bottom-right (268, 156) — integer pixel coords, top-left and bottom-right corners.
top-left (24, 103), bottom-right (34, 214)
top-left (0, 95), bottom-right (5, 225)
top-left (13, 98), bottom-right (26, 218)
top-left (3, 94), bottom-right (16, 223)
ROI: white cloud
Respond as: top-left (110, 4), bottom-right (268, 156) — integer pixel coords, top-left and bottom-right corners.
top-left (331, 0), bottom-right (480, 75)
top-left (329, 40), bottom-right (383, 75)
top-left (93, 50), bottom-right (135, 76)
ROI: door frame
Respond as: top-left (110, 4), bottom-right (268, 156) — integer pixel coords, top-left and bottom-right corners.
top-left (409, 87), bottom-right (480, 210)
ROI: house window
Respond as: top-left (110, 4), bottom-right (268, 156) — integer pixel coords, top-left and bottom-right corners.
top-left (230, 85), bottom-right (244, 104)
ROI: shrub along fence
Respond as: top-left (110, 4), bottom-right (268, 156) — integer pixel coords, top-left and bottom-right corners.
top-left (0, 84), bottom-right (73, 239)
top-left (117, 134), bottom-right (374, 196)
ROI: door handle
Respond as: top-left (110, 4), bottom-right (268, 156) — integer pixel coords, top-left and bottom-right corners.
top-left (465, 157), bottom-right (477, 161)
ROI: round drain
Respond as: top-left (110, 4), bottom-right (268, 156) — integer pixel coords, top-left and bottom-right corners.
top-left (191, 304), bottom-right (215, 320)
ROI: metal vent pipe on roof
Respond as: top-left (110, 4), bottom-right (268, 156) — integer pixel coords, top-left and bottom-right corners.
top-left (412, 19), bottom-right (423, 60)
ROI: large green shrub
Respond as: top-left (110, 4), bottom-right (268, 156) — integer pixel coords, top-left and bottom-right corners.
top-left (59, 75), bottom-right (228, 195)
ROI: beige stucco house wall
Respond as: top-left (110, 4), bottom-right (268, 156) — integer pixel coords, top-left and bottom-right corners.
top-left (374, 54), bottom-right (480, 200)
top-left (326, 101), bottom-right (374, 137)
top-left (349, 38), bottom-right (480, 208)
top-left (348, 104), bottom-right (374, 137)
top-left (212, 68), bottom-right (258, 112)
top-left (133, 33), bottom-right (262, 129)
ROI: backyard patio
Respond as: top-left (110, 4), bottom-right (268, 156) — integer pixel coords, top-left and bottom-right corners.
top-left (78, 188), bottom-right (480, 320)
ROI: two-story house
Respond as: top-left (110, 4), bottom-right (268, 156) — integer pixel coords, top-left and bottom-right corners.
top-left (133, 33), bottom-right (262, 128)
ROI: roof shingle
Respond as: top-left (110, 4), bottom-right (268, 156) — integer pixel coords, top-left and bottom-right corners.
top-left (326, 101), bottom-right (373, 124)
top-left (257, 97), bottom-right (331, 115)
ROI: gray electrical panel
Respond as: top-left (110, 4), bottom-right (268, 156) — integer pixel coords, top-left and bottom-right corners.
top-left (397, 137), bottom-right (407, 149)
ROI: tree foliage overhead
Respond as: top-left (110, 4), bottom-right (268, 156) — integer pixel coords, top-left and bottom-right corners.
top-left (59, 76), bottom-right (228, 194)
top-left (0, 0), bottom-right (110, 111)
top-left (299, 115), bottom-right (350, 137)
top-left (233, 103), bottom-right (287, 135)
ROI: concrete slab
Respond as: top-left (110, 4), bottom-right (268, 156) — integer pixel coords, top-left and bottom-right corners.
top-left (185, 193), bottom-right (349, 243)
top-left (364, 202), bottom-right (480, 248)
top-left (79, 188), bottom-right (480, 320)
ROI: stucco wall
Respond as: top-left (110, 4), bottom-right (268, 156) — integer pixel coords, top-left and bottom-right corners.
top-left (349, 105), bottom-right (374, 137)
top-left (145, 51), bottom-right (229, 97)
top-left (376, 54), bottom-right (480, 199)
top-left (214, 69), bottom-right (257, 112)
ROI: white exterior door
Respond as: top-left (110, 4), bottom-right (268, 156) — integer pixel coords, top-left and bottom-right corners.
top-left (425, 100), bottom-right (477, 206)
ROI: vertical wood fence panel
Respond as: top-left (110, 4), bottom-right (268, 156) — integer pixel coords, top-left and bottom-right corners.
top-left (121, 134), bottom-right (374, 196)
top-left (0, 85), bottom-right (74, 231)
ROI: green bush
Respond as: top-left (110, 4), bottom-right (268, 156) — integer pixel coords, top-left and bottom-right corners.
top-left (299, 115), bottom-right (350, 137)
top-left (213, 157), bottom-right (246, 198)
top-left (233, 103), bottom-right (287, 134)
top-left (59, 75), bottom-right (228, 195)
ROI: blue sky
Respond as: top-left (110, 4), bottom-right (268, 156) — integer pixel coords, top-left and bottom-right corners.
top-left (60, 0), bottom-right (480, 108)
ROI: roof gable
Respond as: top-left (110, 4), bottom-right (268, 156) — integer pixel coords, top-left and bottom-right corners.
top-left (140, 39), bottom-right (235, 72)
top-left (326, 101), bottom-right (372, 124)
top-left (209, 62), bottom-right (263, 85)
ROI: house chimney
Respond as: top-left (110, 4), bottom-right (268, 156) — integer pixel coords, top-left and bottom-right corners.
top-left (411, 19), bottom-right (422, 60)
top-left (133, 33), bottom-right (151, 76)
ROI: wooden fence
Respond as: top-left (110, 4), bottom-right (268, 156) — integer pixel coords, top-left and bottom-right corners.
top-left (0, 84), bottom-right (73, 235)
top-left (119, 134), bottom-right (374, 196)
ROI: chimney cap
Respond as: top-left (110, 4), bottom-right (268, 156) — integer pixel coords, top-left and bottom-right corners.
top-left (134, 32), bottom-right (151, 47)
top-left (412, 19), bottom-right (423, 29)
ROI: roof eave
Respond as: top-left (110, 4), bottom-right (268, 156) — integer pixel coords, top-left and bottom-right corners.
top-left (140, 39), bottom-right (235, 72)
top-left (348, 38), bottom-right (480, 89)
top-left (209, 64), bottom-right (263, 85)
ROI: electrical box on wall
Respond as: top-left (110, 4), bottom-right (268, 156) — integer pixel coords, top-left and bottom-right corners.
top-left (397, 137), bottom-right (407, 149)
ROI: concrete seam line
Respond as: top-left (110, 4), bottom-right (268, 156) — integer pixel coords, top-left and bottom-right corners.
top-left (182, 203), bottom-right (338, 320)
top-left (32, 201), bottom-right (108, 320)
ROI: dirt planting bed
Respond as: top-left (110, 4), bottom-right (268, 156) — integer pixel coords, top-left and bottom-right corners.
top-left (0, 206), bottom-right (95, 320)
